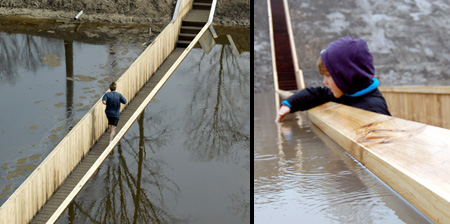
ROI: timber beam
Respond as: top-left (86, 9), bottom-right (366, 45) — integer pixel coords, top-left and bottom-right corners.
top-left (308, 102), bottom-right (450, 223)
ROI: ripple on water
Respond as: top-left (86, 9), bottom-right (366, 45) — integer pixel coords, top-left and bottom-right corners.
top-left (255, 150), bottom-right (418, 223)
top-left (254, 154), bottom-right (278, 161)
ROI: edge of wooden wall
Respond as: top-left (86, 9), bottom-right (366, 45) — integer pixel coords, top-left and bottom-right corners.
top-left (308, 102), bottom-right (450, 223)
top-left (380, 86), bottom-right (450, 129)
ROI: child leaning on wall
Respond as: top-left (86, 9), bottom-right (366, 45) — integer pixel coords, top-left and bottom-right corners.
top-left (276, 36), bottom-right (391, 122)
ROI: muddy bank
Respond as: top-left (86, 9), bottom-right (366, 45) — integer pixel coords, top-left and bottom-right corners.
top-left (0, 15), bottom-right (162, 46)
top-left (0, 0), bottom-right (249, 27)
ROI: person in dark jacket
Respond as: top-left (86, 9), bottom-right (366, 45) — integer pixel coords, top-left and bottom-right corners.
top-left (276, 36), bottom-right (391, 122)
top-left (102, 82), bottom-right (127, 143)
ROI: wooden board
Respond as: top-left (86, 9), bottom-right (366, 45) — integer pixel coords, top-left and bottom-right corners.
top-left (380, 86), bottom-right (450, 129)
top-left (308, 102), bottom-right (450, 223)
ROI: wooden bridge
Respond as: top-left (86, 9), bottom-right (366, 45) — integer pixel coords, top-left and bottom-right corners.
top-left (268, 0), bottom-right (304, 92)
top-left (268, 0), bottom-right (450, 222)
top-left (0, 0), bottom-right (217, 223)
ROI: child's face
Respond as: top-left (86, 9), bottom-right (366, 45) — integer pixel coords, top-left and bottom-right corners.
top-left (323, 73), bottom-right (344, 98)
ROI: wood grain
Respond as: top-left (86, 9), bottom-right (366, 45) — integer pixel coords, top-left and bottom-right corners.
top-left (380, 86), bottom-right (450, 129)
top-left (308, 102), bottom-right (450, 223)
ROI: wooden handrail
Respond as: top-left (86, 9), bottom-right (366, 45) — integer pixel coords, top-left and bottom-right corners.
top-left (171, 0), bottom-right (182, 23)
top-left (207, 0), bottom-right (217, 24)
top-left (380, 86), bottom-right (450, 94)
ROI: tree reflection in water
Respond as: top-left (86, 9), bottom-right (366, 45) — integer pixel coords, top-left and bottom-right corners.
top-left (184, 44), bottom-right (250, 162)
top-left (0, 33), bottom-right (59, 85)
top-left (183, 40), bottom-right (250, 222)
top-left (63, 112), bottom-right (189, 224)
top-left (58, 30), bottom-right (250, 223)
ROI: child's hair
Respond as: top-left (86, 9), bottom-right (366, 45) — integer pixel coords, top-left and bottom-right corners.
top-left (110, 82), bottom-right (117, 91)
top-left (317, 56), bottom-right (328, 76)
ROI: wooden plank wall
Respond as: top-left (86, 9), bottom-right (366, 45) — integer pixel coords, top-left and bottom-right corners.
top-left (380, 86), bottom-right (450, 129)
top-left (0, 1), bottom-right (193, 223)
top-left (308, 102), bottom-right (450, 223)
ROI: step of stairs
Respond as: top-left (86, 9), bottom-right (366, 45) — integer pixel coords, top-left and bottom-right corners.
top-left (193, 2), bottom-right (212, 10)
top-left (182, 20), bottom-right (206, 27)
top-left (180, 25), bottom-right (202, 34)
top-left (178, 33), bottom-right (197, 41)
top-left (177, 40), bottom-right (191, 48)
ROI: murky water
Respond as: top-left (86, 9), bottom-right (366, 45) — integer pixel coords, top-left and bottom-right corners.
top-left (54, 28), bottom-right (250, 223)
top-left (254, 91), bottom-right (433, 223)
top-left (0, 18), bottom-right (152, 205)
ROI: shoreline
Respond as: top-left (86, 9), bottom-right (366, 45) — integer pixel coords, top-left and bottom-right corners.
top-left (0, 6), bottom-right (250, 27)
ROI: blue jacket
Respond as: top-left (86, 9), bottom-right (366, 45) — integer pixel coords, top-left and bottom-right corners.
top-left (102, 91), bottom-right (127, 118)
top-left (282, 86), bottom-right (391, 116)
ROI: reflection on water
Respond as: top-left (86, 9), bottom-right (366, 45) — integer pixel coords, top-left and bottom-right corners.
top-left (254, 91), bottom-right (433, 223)
top-left (56, 27), bottom-right (250, 223)
top-left (0, 24), bottom-right (147, 205)
top-left (66, 113), bottom-right (185, 223)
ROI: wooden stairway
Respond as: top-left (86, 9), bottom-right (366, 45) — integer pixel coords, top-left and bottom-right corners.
top-left (193, 0), bottom-right (213, 10)
top-left (177, 0), bottom-right (211, 47)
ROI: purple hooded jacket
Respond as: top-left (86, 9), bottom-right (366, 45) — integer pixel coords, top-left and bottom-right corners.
top-left (321, 36), bottom-right (374, 94)
top-left (282, 37), bottom-right (391, 116)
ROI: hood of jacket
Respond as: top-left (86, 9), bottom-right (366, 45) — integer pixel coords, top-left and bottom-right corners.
top-left (321, 36), bottom-right (375, 94)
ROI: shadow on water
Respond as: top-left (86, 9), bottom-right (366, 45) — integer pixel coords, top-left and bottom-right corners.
top-left (55, 27), bottom-right (250, 223)
top-left (254, 91), bottom-right (433, 223)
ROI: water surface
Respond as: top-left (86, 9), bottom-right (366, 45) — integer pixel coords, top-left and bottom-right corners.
top-left (0, 18), bottom-right (151, 204)
top-left (55, 27), bottom-right (250, 223)
top-left (254, 91), bottom-right (433, 223)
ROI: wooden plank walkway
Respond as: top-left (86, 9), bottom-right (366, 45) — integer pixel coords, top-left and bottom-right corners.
top-left (268, 0), bottom-right (298, 90)
top-left (31, 48), bottom-right (185, 224)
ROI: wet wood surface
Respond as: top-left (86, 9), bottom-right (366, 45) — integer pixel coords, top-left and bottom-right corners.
top-left (308, 102), bottom-right (450, 223)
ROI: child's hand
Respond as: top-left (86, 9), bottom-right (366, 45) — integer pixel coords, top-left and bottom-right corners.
top-left (275, 105), bottom-right (291, 123)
